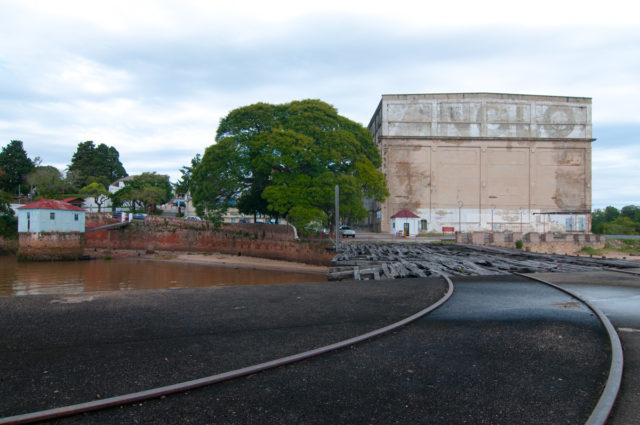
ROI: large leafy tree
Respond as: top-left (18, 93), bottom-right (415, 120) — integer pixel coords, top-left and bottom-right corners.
top-left (0, 190), bottom-right (17, 239)
top-left (67, 141), bottom-right (127, 189)
top-left (191, 99), bottom-right (388, 227)
top-left (0, 140), bottom-right (35, 195)
top-left (26, 166), bottom-right (67, 198)
top-left (174, 154), bottom-right (201, 197)
top-left (112, 173), bottom-right (173, 213)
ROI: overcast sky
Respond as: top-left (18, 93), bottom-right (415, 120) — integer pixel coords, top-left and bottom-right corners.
top-left (1, 0), bottom-right (638, 209)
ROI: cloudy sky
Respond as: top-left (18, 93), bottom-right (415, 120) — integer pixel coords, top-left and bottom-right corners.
top-left (1, 0), bottom-right (638, 209)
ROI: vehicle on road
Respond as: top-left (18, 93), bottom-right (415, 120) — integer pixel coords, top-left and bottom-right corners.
top-left (132, 213), bottom-right (147, 220)
top-left (339, 225), bottom-right (356, 238)
top-left (184, 216), bottom-right (202, 221)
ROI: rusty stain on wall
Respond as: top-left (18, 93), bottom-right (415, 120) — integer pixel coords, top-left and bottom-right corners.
top-left (369, 93), bottom-right (593, 233)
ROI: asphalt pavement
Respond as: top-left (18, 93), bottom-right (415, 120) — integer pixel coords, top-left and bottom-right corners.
top-left (0, 275), bottom-right (614, 424)
top-left (527, 271), bottom-right (640, 425)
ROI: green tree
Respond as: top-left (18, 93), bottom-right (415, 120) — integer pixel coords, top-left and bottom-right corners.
top-left (606, 217), bottom-right (639, 235)
top-left (604, 206), bottom-right (620, 222)
top-left (26, 166), bottom-right (66, 199)
top-left (112, 173), bottom-right (172, 214)
top-left (620, 205), bottom-right (640, 222)
top-left (0, 190), bottom-right (17, 239)
top-left (191, 99), bottom-right (388, 228)
top-left (79, 182), bottom-right (110, 212)
top-left (174, 154), bottom-right (201, 197)
top-left (67, 141), bottom-right (127, 189)
top-left (0, 140), bottom-right (34, 196)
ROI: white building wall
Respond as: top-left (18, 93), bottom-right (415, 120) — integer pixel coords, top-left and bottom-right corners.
top-left (18, 209), bottom-right (85, 233)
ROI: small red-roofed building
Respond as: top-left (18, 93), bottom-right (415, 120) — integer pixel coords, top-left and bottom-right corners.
top-left (390, 209), bottom-right (421, 236)
top-left (16, 199), bottom-right (86, 260)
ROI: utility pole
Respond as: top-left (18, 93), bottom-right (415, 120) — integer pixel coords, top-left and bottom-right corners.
top-left (335, 185), bottom-right (340, 251)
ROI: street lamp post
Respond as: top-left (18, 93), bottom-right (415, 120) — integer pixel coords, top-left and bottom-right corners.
top-left (457, 200), bottom-right (463, 232)
top-left (491, 204), bottom-right (495, 233)
top-left (520, 208), bottom-right (523, 233)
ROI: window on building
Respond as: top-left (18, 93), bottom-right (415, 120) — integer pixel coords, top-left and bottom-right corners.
top-left (74, 214), bottom-right (79, 221)
top-left (565, 217), bottom-right (574, 232)
top-left (420, 219), bottom-right (427, 230)
top-left (50, 212), bottom-right (55, 220)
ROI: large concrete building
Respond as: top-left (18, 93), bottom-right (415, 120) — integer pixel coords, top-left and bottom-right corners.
top-left (368, 93), bottom-right (593, 234)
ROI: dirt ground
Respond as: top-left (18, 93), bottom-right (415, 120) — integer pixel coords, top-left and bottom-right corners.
top-left (87, 248), bottom-right (329, 274)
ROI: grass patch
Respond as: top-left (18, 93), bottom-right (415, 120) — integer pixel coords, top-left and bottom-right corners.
top-left (579, 246), bottom-right (602, 255)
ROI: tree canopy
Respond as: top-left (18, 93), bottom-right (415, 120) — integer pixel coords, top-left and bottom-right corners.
top-left (191, 99), bottom-right (388, 227)
top-left (26, 166), bottom-right (67, 199)
top-left (592, 205), bottom-right (640, 235)
top-left (79, 182), bottom-right (110, 212)
top-left (0, 140), bottom-right (34, 195)
top-left (112, 173), bottom-right (173, 213)
top-left (67, 141), bottom-right (127, 189)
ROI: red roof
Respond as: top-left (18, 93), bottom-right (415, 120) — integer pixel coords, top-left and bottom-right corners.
top-left (390, 209), bottom-right (420, 219)
top-left (18, 199), bottom-right (85, 212)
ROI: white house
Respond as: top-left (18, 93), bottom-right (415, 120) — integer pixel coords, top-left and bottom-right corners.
top-left (390, 209), bottom-right (421, 236)
top-left (17, 199), bottom-right (85, 233)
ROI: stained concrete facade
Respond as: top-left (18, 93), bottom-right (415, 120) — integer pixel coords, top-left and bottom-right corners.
top-left (368, 93), bottom-right (593, 233)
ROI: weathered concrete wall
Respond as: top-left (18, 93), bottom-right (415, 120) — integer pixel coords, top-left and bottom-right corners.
top-left (369, 93), bottom-right (593, 233)
top-left (18, 232), bottom-right (84, 261)
top-left (84, 216), bottom-right (334, 266)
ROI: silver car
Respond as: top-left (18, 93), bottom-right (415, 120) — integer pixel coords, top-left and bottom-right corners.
top-left (339, 225), bottom-right (356, 238)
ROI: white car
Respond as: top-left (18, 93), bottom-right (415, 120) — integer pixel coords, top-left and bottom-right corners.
top-left (339, 225), bottom-right (356, 238)
top-left (184, 216), bottom-right (202, 221)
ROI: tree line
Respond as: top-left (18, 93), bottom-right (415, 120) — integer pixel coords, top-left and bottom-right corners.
top-left (0, 140), bottom-right (172, 238)
top-left (592, 205), bottom-right (640, 235)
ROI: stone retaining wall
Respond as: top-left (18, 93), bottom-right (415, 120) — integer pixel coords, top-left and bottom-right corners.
top-left (84, 217), bottom-right (333, 266)
top-left (456, 231), bottom-right (606, 253)
top-left (18, 232), bottom-right (84, 261)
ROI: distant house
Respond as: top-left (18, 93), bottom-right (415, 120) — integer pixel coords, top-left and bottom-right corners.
top-left (61, 197), bottom-right (85, 209)
top-left (17, 199), bottom-right (85, 233)
top-left (390, 209), bottom-right (420, 236)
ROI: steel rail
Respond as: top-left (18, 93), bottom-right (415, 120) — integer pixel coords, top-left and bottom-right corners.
top-left (516, 273), bottom-right (624, 425)
top-left (603, 267), bottom-right (640, 276)
top-left (0, 275), bottom-right (454, 425)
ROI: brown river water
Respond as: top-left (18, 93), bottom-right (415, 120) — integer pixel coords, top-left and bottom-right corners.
top-left (0, 256), bottom-right (326, 296)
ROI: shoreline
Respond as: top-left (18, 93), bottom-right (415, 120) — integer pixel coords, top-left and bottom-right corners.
top-left (87, 249), bottom-right (329, 275)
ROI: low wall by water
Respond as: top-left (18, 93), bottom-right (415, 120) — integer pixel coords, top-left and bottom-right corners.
top-left (84, 216), bottom-right (334, 266)
top-left (18, 232), bottom-right (85, 261)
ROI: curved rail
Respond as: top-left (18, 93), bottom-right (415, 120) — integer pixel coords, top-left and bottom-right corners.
top-left (516, 273), bottom-right (624, 425)
top-left (0, 275), bottom-right (454, 425)
top-left (604, 267), bottom-right (640, 277)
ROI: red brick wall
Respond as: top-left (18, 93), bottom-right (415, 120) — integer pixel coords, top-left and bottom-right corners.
top-left (84, 216), bottom-right (334, 266)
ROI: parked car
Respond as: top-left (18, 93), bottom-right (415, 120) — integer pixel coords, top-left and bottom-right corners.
top-left (112, 211), bottom-right (122, 219)
top-left (132, 213), bottom-right (147, 220)
top-left (339, 225), bottom-right (356, 238)
top-left (184, 216), bottom-right (202, 221)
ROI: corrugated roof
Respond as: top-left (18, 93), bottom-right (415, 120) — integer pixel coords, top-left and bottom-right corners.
top-left (390, 209), bottom-right (420, 219)
top-left (18, 199), bottom-right (85, 212)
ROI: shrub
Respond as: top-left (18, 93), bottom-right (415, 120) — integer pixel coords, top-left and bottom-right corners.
top-left (515, 239), bottom-right (523, 250)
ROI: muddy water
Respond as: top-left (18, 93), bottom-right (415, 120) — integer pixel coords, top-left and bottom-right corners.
top-left (0, 256), bottom-right (326, 296)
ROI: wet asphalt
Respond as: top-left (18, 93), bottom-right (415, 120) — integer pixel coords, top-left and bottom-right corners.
top-left (528, 271), bottom-right (640, 425)
top-left (0, 275), bottom-right (612, 424)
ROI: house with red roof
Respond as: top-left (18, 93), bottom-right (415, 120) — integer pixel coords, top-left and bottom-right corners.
top-left (390, 209), bottom-right (421, 237)
top-left (17, 199), bottom-right (85, 233)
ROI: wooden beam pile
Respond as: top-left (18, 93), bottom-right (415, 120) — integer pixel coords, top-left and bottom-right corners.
top-left (328, 243), bottom-right (626, 281)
